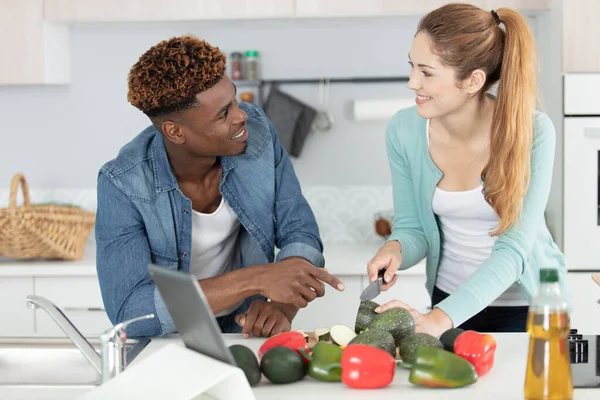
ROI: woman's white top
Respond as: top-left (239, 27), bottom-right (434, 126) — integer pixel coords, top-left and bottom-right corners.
top-left (427, 120), bottom-right (529, 307)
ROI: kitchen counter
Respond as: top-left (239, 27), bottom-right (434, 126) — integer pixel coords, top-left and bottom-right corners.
top-left (2, 333), bottom-right (597, 400)
top-left (0, 242), bottom-right (426, 277)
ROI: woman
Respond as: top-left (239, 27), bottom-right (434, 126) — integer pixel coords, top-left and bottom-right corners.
top-left (367, 3), bottom-right (568, 336)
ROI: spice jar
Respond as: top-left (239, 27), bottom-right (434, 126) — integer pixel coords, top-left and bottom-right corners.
top-left (230, 52), bottom-right (243, 81)
top-left (240, 92), bottom-right (254, 103)
top-left (244, 50), bottom-right (260, 81)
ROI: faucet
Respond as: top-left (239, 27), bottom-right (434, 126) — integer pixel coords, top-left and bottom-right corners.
top-left (26, 295), bottom-right (153, 383)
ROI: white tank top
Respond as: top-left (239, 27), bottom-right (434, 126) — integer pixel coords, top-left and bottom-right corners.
top-left (190, 197), bottom-right (242, 316)
top-left (427, 120), bottom-right (528, 307)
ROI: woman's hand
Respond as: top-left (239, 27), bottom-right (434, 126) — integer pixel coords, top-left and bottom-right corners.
top-left (366, 240), bottom-right (402, 291)
top-left (375, 300), bottom-right (454, 338)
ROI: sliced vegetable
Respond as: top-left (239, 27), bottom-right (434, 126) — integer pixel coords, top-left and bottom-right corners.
top-left (258, 331), bottom-right (310, 364)
top-left (314, 328), bottom-right (331, 342)
top-left (348, 329), bottom-right (396, 358)
top-left (229, 344), bottom-right (262, 387)
top-left (399, 333), bottom-right (443, 364)
top-left (304, 342), bottom-right (343, 382)
top-left (260, 347), bottom-right (307, 384)
top-left (439, 328), bottom-right (465, 352)
top-left (341, 344), bottom-right (395, 389)
top-left (355, 300), bottom-right (380, 334)
top-left (453, 330), bottom-right (497, 376)
top-left (369, 308), bottom-right (415, 346)
top-left (330, 324), bottom-right (357, 346)
top-left (294, 329), bottom-right (309, 343)
top-left (397, 347), bottom-right (478, 388)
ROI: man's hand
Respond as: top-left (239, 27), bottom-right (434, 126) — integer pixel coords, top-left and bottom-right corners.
top-left (235, 299), bottom-right (291, 338)
top-left (254, 258), bottom-right (345, 309)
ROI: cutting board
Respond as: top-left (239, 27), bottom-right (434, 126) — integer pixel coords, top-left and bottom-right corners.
top-left (593, 273), bottom-right (600, 287)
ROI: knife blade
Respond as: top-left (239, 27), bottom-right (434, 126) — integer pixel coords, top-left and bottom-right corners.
top-left (359, 269), bottom-right (386, 301)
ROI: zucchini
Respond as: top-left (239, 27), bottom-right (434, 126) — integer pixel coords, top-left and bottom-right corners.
top-left (260, 346), bottom-right (307, 384)
top-left (330, 324), bottom-right (357, 346)
top-left (348, 329), bottom-right (396, 358)
top-left (314, 328), bottom-right (331, 342)
top-left (369, 308), bottom-right (415, 346)
top-left (229, 344), bottom-right (262, 387)
top-left (355, 300), bottom-right (380, 334)
top-left (399, 333), bottom-right (444, 364)
top-left (439, 328), bottom-right (465, 352)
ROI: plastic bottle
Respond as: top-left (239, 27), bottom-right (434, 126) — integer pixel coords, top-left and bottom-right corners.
top-left (524, 268), bottom-right (573, 400)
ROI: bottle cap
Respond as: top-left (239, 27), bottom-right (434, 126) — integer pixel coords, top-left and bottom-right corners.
top-left (245, 50), bottom-right (259, 57)
top-left (540, 268), bottom-right (559, 283)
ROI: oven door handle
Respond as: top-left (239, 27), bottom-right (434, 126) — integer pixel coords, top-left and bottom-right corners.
top-left (584, 128), bottom-right (600, 138)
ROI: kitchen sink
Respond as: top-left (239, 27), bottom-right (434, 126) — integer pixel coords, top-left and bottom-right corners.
top-left (0, 336), bottom-right (150, 387)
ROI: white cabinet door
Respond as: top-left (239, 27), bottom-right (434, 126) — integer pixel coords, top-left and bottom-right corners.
top-left (294, 0), bottom-right (549, 17)
top-left (563, 0), bottom-right (600, 72)
top-left (0, 277), bottom-right (35, 336)
top-left (45, 0), bottom-right (295, 22)
top-left (567, 273), bottom-right (600, 334)
top-left (291, 276), bottom-right (363, 332)
top-left (362, 274), bottom-right (430, 313)
top-left (34, 277), bottom-right (112, 337)
top-left (563, 117), bottom-right (600, 270)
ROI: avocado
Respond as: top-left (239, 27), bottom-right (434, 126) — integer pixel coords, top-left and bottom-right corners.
top-left (260, 346), bottom-right (307, 384)
top-left (399, 333), bottom-right (444, 364)
top-left (368, 308), bottom-right (415, 346)
top-left (348, 329), bottom-right (396, 358)
top-left (355, 300), bottom-right (380, 334)
top-left (439, 328), bottom-right (465, 352)
top-left (229, 344), bottom-right (262, 387)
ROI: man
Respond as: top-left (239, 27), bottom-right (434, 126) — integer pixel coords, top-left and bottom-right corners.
top-left (95, 35), bottom-right (344, 338)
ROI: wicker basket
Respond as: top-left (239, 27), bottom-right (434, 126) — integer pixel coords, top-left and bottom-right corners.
top-left (0, 173), bottom-right (96, 260)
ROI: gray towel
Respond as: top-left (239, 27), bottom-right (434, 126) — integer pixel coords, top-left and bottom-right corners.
top-left (262, 86), bottom-right (317, 157)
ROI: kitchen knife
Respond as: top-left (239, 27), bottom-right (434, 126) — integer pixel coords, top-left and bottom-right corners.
top-left (359, 269), bottom-right (386, 301)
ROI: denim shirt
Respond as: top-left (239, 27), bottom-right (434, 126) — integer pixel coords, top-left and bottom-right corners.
top-left (95, 103), bottom-right (324, 337)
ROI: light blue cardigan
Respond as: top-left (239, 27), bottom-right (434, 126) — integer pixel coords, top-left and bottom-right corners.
top-left (385, 106), bottom-right (569, 327)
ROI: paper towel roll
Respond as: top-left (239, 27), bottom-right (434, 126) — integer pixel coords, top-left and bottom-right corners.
top-left (352, 98), bottom-right (415, 121)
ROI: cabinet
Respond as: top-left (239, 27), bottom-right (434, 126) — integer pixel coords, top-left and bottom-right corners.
top-left (566, 273), bottom-right (600, 334)
top-left (44, 0), bottom-right (295, 22)
top-left (563, 0), bottom-right (600, 72)
top-left (0, 277), bottom-right (35, 336)
top-left (0, 0), bottom-right (69, 85)
top-left (294, 0), bottom-right (550, 17)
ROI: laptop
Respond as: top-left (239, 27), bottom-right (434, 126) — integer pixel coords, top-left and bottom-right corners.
top-left (147, 264), bottom-right (236, 366)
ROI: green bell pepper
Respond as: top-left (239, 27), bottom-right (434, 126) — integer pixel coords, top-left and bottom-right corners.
top-left (397, 346), bottom-right (478, 388)
top-left (301, 342), bottom-right (343, 382)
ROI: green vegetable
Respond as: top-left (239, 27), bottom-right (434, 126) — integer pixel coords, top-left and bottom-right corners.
top-left (260, 347), bottom-right (307, 384)
top-left (348, 329), bottom-right (396, 357)
top-left (229, 344), bottom-right (262, 387)
top-left (399, 333), bottom-right (444, 364)
top-left (439, 328), bottom-right (465, 352)
top-left (305, 342), bottom-right (343, 382)
top-left (330, 324), bottom-right (357, 346)
top-left (314, 328), bottom-right (331, 342)
top-left (369, 308), bottom-right (415, 346)
top-left (355, 300), bottom-right (380, 334)
top-left (397, 347), bottom-right (478, 388)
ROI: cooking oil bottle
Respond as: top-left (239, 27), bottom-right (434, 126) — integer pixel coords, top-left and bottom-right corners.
top-left (524, 268), bottom-right (573, 400)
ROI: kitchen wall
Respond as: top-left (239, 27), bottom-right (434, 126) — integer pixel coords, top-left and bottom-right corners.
top-left (0, 12), bottom-right (563, 243)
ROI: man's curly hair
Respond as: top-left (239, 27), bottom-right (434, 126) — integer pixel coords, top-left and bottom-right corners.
top-left (127, 35), bottom-right (226, 118)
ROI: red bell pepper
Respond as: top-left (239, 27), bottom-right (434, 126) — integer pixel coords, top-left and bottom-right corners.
top-left (453, 330), bottom-right (497, 376)
top-left (258, 331), bottom-right (310, 364)
top-left (340, 344), bottom-right (395, 389)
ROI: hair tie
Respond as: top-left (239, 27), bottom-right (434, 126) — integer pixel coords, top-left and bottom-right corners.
top-left (491, 10), bottom-right (501, 25)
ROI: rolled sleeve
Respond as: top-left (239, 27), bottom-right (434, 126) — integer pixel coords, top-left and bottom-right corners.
top-left (276, 242), bottom-right (325, 268)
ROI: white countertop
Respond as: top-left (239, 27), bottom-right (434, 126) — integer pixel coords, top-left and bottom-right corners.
top-left (2, 333), bottom-right (597, 400)
top-left (0, 242), bottom-right (426, 277)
